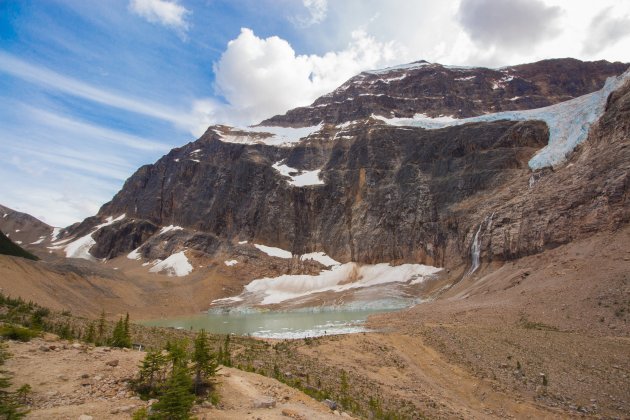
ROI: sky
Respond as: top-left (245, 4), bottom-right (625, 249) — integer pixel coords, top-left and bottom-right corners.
top-left (1, 0), bottom-right (629, 227)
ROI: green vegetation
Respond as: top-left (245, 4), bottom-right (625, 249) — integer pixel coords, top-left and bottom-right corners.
top-left (0, 341), bottom-right (28, 418)
top-left (0, 231), bottom-right (38, 261)
top-left (0, 325), bottom-right (38, 342)
top-left (217, 334), bottom-right (232, 367)
top-left (192, 330), bottom-right (217, 395)
top-left (109, 313), bottom-right (132, 348)
top-left (132, 330), bottom-right (219, 419)
top-left (149, 365), bottom-right (195, 419)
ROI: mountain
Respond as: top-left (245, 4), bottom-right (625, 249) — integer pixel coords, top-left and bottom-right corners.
top-left (0, 230), bottom-right (38, 260)
top-left (45, 58), bottom-right (629, 307)
top-left (0, 204), bottom-right (55, 253)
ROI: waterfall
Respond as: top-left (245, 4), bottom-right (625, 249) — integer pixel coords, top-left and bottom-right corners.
top-left (467, 224), bottom-right (482, 275)
top-left (467, 212), bottom-right (494, 276)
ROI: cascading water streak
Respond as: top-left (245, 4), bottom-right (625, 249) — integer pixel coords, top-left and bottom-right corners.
top-left (467, 224), bottom-right (482, 275)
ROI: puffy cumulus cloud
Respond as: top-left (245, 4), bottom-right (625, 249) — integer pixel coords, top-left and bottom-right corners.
top-left (206, 28), bottom-right (404, 128)
top-left (582, 7), bottom-right (630, 55)
top-left (128, 0), bottom-right (190, 36)
top-left (457, 0), bottom-right (562, 49)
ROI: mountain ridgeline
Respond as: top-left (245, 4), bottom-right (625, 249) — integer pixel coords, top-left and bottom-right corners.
top-left (61, 58), bottom-right (630, 271)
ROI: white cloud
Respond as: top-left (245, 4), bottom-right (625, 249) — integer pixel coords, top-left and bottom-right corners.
top-left (294, 0), bottom-right (328, 27)
top-left (458, 0), bottom-right (562, 49)
top-left (128, 0), bottom-right (190, 35)
top-left (208, 27), bottom-right (405, 126)
top-left (583, 6), bottom-right (630, 55)
top-left (0, 51), bottom-right (199, 132)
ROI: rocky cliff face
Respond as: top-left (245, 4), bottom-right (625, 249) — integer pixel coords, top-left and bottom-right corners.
top-left (262, 58), bottom-right (628, 126)
top-left (58, 58), bottom-right (629, 276)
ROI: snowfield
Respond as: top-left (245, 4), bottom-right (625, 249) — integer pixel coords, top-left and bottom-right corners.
top-left (215, 262), bottom-right (442, 306)
top-left (215, 123), bottom-right (323, 147)
top-left (272, 161), bottom-right (325, 187)
top-left (149, 251), bottom-right (193, 277)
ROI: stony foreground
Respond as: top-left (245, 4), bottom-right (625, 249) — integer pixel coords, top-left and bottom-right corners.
top-left (4, 335), bottom-right (347, 420)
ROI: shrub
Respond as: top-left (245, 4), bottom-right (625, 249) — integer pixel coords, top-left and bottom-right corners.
top-left (0, 325), bottom-right (38, 342)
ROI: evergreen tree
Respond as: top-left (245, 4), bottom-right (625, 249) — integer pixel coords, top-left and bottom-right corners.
top-left (149, 365), bottom-right (194, 420)
top-left (84, 322), bottom-right (96, 344)
top-left (109, 316), bottom-right (132, 348)
top-left (137, 349), bottom-right (167, 397)
top-left (165, 340), bottom-right (188, 374)
top-left (96, 310), bottom-right (106, 346)
top-left (219, 334), bottom-right (232, 367)
top-left (191, 330), bottom-right (217, 394)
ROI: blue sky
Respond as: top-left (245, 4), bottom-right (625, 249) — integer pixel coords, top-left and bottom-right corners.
top-left (1, 0), bottom-right (629, 226)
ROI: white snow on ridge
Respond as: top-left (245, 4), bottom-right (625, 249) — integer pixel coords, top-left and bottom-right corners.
top-left (365, 61), bottom-right (430, 75)
top-left (376, 69), bottom-right (630, 169)
top-left (224, 260), bottom-right (238, 266)
top-left (63, 214), bottom-right (126, 260)
top-left (272, 162), bottom-right (325, 187)
top-left (30, 237), bottom-right (45, 245)
top-left (51, 227), bottom-right (61, 241)
top-left (216, 124), bottom-right (323, 147)
top-left (254, 244), bottom-right (293, 259)
top-left (149, 251), bottom-right (193, 277)
top-left (158, 225), bottom-right (184, 235)
top-left (241, 262), bottom-right (442, 305)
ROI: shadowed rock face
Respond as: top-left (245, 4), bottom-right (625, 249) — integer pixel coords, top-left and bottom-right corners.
top-left (61, 59), bottom-right (629, 271)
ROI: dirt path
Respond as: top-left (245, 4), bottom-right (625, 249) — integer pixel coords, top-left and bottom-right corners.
top-left (214, 368), bottom-right (345, 419)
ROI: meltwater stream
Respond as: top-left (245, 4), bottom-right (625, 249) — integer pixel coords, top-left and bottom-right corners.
top-left (139, 308), bottom-right (394, 339)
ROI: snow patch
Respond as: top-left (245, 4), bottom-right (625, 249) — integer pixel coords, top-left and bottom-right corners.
top-left (238, 240), bottom-right (248, 245)
top-left (149, 251), bottom-right (193, 277)
top-left (158, 225), bottom-right (184, 235)
top-left (15, 241), bottom-right (22, 244)
top-left (300, 252), bottom-right (340, 267)
top-left (254, 244), bottom-right (292, 259)
top-left (216, 123), bottom-right (323, 147)
top-left (30, 237), bottom-right (45, 245)
top-left (127, 247), bottom-right (142, 260)
top-left (224, 260), bottom-right (238, 267)
top-left (365, 61), bottom-right (430, 75)
top-left (272, 162), bottom-right (325, 187)
top-left (211, 296), bottom-right (244, 304)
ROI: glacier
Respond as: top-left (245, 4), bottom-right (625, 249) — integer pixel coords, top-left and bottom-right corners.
top-left (377, 69), bottom-right (630, 170)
